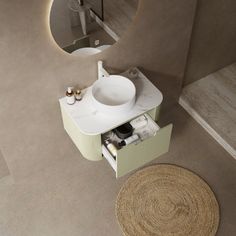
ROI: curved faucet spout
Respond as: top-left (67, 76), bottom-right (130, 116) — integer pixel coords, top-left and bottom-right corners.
top-left (98, 61), bottom-right (110, 80)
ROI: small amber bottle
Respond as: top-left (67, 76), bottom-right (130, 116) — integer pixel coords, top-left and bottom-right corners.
top-left (75, 89), bottom-right (82, 101)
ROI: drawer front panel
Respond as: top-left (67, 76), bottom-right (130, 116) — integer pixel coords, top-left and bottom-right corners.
top-left (116, 124), bottom-right (173, 177)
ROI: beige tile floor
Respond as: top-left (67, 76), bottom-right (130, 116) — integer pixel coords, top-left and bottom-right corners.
top-left (0, 105), bottom-right (236, 236)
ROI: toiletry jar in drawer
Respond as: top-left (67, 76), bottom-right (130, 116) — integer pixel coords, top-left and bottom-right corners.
top-left (102, 121), bottom-right (173, 178)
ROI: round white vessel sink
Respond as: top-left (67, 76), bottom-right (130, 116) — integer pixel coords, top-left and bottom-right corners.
top-left (91, 75), bottom-right (136, 115)
top-left (71, 47), bottom-right (101, 57)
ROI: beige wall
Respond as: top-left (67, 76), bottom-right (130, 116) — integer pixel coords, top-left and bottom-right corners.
top-left (184, 0), bottom-right (236, 85)
top-left (0, 0), bottom-right (196, 180)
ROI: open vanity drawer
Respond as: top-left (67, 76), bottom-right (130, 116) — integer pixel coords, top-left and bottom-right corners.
top-left (102, 115), bottom-right (173, 178)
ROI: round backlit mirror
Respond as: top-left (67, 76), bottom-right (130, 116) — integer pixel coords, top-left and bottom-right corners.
top-left (50, 0), bottom-right (139, 56)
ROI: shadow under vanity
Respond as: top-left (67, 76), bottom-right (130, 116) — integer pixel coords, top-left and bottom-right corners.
top-left (59, 68), bottom-right (173, 178)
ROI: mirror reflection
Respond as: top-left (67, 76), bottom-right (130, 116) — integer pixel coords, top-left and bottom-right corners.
top-left (50, 0), bottom-right (138, 56)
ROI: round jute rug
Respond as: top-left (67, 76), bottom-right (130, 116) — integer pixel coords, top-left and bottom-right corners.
top-left (116, 164), bottom-right (220, 236)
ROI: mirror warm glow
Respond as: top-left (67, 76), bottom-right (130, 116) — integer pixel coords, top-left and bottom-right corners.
top-left (50, 0), bottom-right (138, 56)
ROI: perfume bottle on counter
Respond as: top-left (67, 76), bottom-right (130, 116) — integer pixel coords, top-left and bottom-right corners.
top-left (75, 89), bottom-right (82, 101)
top-left (66, 87), bottom-right (75, 105)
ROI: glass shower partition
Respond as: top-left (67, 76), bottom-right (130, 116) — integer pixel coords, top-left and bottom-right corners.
top-left (84, 0), bottom-right (104, 21)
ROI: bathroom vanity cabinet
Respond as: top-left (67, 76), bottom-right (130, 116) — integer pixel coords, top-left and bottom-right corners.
top-left (59, 69), bottom-right (173, 178)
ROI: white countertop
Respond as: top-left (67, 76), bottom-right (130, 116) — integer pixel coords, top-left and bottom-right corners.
top-left (59, 69), bottom-right (163, 135)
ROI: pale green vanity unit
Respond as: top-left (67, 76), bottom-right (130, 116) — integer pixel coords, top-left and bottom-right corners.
top-left (59, 69), bottom-right (173, 178)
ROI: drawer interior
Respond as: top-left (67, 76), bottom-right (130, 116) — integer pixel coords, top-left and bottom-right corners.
top-left (102, 114), bottom-right (172, 178)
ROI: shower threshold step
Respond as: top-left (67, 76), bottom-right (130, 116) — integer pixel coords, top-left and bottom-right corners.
top-left (179, 63), bottom-right (236, 159)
